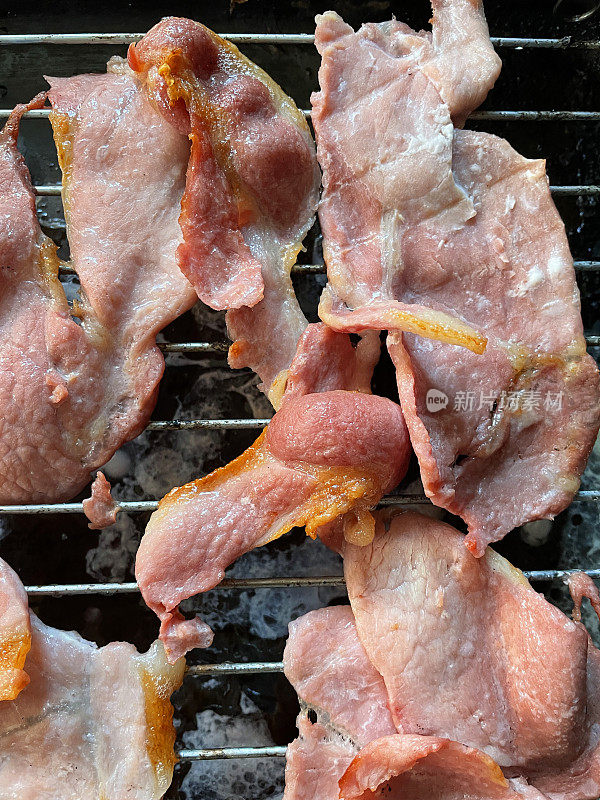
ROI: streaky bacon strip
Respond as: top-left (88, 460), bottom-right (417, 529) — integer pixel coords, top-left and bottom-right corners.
top-left (0, 555), bottom-right (185, 799)
top-left (128, 16), bottom-right (320, 329)
top-left (0, 557), bottom-right (31, 701)
top-left (136, 390), bottom-right (410, 663)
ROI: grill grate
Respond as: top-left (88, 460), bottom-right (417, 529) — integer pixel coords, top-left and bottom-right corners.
top-left (1, 5), bottom-right (600, 792)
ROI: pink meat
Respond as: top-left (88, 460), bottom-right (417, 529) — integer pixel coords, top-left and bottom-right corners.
top-left (568, 572), bottom-right (600, 623)
top-left (313, 4), bottom-right (500, 355)
top-left (0, 72), bottom-right (196, 504)
top-left (283, 606), bottom-right (395, 745)
top-left (339, 734), bottom-right (538, 800)
top-left (283, 324), bottom-right (380, 402)
top-left (136, 390), bottom-right (410, 662)
top-left (128, 16), bottom-right (321, 383)
top-left (177, 112), bottom-right (264, 310)
top-left (283, 715), bottom-right (356, 800)
top-left (0, 555), bottom-right (185, 799)
top-left (82, 471), bottom-right (118, 530)
top-left (312, 6), bottom-right (599, 552)
top-left (388, 130), bottom-right (600, 554)
top-left (342, 511), bottom-right (600, 798)
top-left (0, 95), bottom-right (98, 502)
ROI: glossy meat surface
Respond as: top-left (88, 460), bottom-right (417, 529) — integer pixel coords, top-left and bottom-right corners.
top-left (0, 559), bottom-right (30, 702)
top-left (137, 391), bottom-right (410, 662)
top-left (342, 512), bottom-right (600, 798)
top-left (128, 17), bottom-right (321, 401)
top-left (313, 5), bottom-right (599, 550)
top-left (284, 606), bottom-right (395, 745)
top-left (0, 557), bottom-right (184, 800)
top-left (0, 72), bottom-right (196, 504)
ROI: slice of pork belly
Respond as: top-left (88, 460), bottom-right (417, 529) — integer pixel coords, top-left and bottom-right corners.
top-left (136, 390), bottom-right (410, 662)
top-left (0, 556), bottom-right (185, 799)
top-left (339, 735), bottom-right (540, 800)
top-left (312, 4), bottom-right (500, 355)
top-left (0, 76), bottom-right (196, 504)
top-left (0, 558), bottom-right (31, 701)
top-left (313, 6), bottom-right (599, 552)
top-left (343, 511), bottom-right (600, 797)
top-left (128, 18), bottom-right (320, 400)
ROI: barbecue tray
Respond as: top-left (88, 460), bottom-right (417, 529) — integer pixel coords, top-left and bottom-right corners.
top-left (1, 0), bottom-right (600, 797)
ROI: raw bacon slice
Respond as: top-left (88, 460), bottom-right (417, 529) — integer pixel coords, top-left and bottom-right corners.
top-left (339, 735), bottom-right (538, 800)
top-left (136, 390), bottom-right (410, 662)
top-left (283, 606), bottom-right (394, 800)
top-left (312, 4), bottom-right (500, 353)
top-left (128, 17), bottom-right (321, 400)
top-left (0, 74), bottom-right (196, 504)
top-left (313, 6), bottom-right (599, 552)
top-left (342, 511), bottom-right (600, 798)
top-left (0, 95), bottom-right (95, 503)
top-left (283, 606), bottom-right (395, 745)
top-left (0, 558), bottom-right (31, 701)
top-left (82, 471), bottom-right (119, 530)
top-left (387, 130), bottom-right (600, 554)
top-left (283, 715), bottom-right (356, 800)
top-left (0, 557), bottom-right (184, 799)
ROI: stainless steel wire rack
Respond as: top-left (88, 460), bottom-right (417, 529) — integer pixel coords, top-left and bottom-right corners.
top-left (1, 5), bottom-right (600, 792)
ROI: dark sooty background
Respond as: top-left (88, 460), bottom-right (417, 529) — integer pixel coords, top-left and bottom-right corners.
top-left (1, 1), bottom-right (600, 797)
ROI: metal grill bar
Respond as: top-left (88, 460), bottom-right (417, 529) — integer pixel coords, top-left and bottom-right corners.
top-left (177, 746), bottom-right (287, 761)
top-left (470, 110), bottom-right (600, 121)
top-left (51, 261), bottom-right (600, 279)
top-left (0, 33), bottom-right (598, 48)
top-left (157, 335), bottom-right (600, 353)
top-left (187, 661), bottom-right (285, 676)
top-left (33, 182), bottom-right (600, 196)
top-left (7, 108), bottom-right (600, 121)
top-left (22, 568), bottom-right (600, 596)
top-left (146, 418), bottom-right (270, 430)
top-left (141, 331), bottom-right (600, 355)
top-left (159, 342), bottom-right (230, 354)
top-left (6, 490), bottom-right (600, 517)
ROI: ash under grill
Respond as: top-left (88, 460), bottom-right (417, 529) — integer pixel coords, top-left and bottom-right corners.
top-left (1, 1), bottom-right (600, 797)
